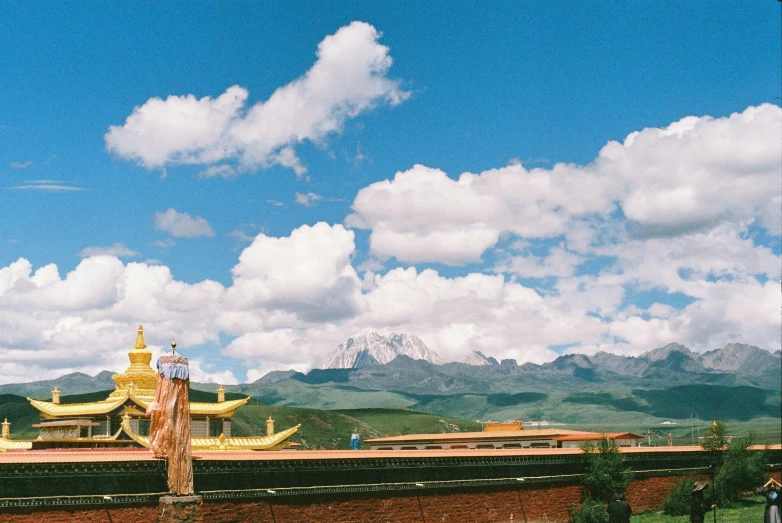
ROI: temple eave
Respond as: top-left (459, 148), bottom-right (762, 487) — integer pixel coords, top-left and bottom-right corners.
top-left (120, 419), bottom-right (300, 451)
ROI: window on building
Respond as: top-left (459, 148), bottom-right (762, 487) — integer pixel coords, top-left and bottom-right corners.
top-left (79, 426), bottom-right (89, 438)
top-left (209, 421), bottom-right (223, 437)
top-left (110, 418), bottom-right (122, 435)
top-left (138, 419), bottom-right (150, 436)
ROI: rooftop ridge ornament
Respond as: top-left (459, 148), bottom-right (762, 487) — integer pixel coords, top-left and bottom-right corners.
top-left (111, 325), bottom-right (157, 399)
top-left (134, 324), bottom-right (147, 350)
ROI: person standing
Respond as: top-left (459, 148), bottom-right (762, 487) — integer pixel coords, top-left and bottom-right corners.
top-left (607, 492), bottom-right (632, 523)
top-left (759, 480), bottom-right (781, 523)
top-left (690, 483), bottom-right (714, 523)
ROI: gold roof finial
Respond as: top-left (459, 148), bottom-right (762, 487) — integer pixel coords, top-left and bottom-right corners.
top-left (134, 324), bottom-right (147, 350)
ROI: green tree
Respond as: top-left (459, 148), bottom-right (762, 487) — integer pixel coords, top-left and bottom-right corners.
top-left (710, 433), bottom-right (766, 505)
top-left (570, 438), bottom-right (633, 523)
top-left (581, 438), bottom-right (633, 502)
top-left (701, 419), bottom-right (728, 451)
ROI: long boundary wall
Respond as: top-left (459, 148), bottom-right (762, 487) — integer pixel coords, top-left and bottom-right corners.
top-left (0, 447), bottom-right (778, 522)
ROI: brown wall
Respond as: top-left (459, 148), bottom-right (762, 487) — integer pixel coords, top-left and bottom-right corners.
top-left (198, 483), bottom-right (582, 523)
top-left (0, 505), bottom-right (159, 523)
top-left (4, 472), bottom-right (780, 523)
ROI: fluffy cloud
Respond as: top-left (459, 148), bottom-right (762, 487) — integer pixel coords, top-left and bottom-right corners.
top-left (346, 163), bottom-right (613, 264)
top-left (0, 224), bottom-right (779, 384)
top-left (105, 21), bottom-right (408, 176)
top-left (4, 105), bottom-right (781, 383)
top-left (0, 257), bottom-right (226, 382)
top-left (0, 223), bottom-right (367, 383)
top-left (154, 208), bottom-right (216, 238)
top-left (613, 105), bottom-right (782, 235)
top-left (226, 222), bottom-right (363, 321)
top-left (294, 192), bottom-right (322, 207)
top-left (348, 105), bottom-right (781, 265)
top-left (225, 328), bottom-right (338, 379)
top-left (78, 243), bottom-right (139, 259)
top-left (494, 244), bottom-right (583, 278)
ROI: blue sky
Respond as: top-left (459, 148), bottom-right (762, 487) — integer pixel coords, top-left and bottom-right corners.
top-left (0, 3), bottom-right (780, 384)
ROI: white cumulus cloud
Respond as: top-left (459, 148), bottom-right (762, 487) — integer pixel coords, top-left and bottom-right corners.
top-left (295, 192), bottom-right (322, 207)
top-left (105, 21), bottom-right (408, 176)
top-left (78, 243), bottom-right (139, 259)
top-left (154, 208), bottom-right (216, 238)
top-left (347, 104), bottom-right (781, 265)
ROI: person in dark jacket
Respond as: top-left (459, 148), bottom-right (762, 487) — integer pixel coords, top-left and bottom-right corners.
top-left (759, 480), bottom-right (781, 523)
top-left (690, 483), bottom-right (714, 523)
top-left (607, 492), bottom-right (632, 523)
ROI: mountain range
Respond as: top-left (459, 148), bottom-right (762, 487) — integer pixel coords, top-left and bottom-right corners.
top-left (0, 335), bottom-right (782, 430)
top-left (1, 341), bottom-right (778, 399)
top-left (320, 330), bottom-right (779, 386)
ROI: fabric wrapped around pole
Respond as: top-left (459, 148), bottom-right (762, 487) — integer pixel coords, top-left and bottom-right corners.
top-left (146, 353), bottom-right (193, 496)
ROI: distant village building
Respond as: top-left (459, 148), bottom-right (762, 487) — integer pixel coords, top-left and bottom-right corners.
top-left (366, 422), bottom-right (641, 450)
top-left (24, 325), bottom-right (299, 451)
top-left (556, 432), bottom-right (643, 449)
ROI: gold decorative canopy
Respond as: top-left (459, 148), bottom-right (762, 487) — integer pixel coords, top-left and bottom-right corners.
top-left (111, 324), bottom-right (157, 399)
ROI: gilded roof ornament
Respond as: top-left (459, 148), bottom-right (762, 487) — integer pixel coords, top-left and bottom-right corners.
top-left (134, 324), bottom-right (147, 350)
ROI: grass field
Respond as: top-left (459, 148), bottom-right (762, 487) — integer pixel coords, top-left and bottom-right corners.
top-left (633, 498), bottom-right (766, 523)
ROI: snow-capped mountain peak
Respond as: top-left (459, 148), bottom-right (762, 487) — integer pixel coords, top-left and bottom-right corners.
top-left (322, 330), bottom-right (443, 369)
top-left (463, 351), bottom-right (499, 366)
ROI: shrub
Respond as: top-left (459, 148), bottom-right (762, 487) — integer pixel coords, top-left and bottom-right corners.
top-left (568, 498), bottom-right (608, 523)
top-left (662, 477), bottom-right (697, 515)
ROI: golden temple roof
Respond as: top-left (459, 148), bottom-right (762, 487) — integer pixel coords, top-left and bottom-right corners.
top-left (0, 438), bottom-right (33, 452)
top-left (120, 417), bottom-right (300, 451)
top-left (29, 395), bottom-right (129, 418)
top-left (28, 325), bottom-right (251, 419)
top-left (29, 390), bottom-right (250, 418)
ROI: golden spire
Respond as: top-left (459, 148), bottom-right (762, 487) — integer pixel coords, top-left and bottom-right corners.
top-left (1, 418), bottom-right (9, 439)
top-left (111, 324), bottom-right (157, 400)
top-left (217, 385), bottom-right (225, 403)
top-left (52, 387), bottom-right (60, 405)
top-left (266, 416), bottom-right (275, 436)
top-left (134, 324), bottom-right (147, 350)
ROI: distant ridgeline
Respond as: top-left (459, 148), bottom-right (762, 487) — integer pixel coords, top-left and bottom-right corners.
top-left (1, 340), bottom-right (779, 431)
